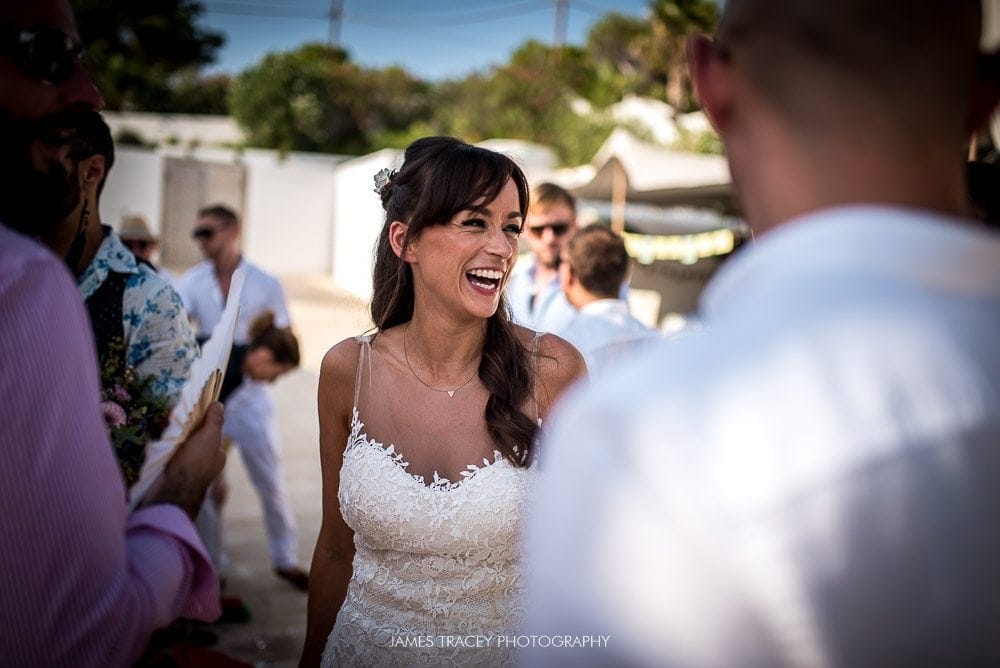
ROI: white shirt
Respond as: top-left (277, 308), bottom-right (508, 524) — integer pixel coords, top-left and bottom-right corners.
top-left (506, 254), bottom-right (578, 332)
top-left (177, 258), bottom-right (290, 345)
top-left (555, 299), bottom-right (660, 379)
top-left (178, 258), bottom-right (291, 418)
top-left (523, 206), bottom-right (1000, 666)
top-left (507, 253), bottom-right (629, 333)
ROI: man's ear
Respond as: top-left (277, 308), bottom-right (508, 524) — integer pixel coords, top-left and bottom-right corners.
top-left (688, 34), bottom-right (735, 134)
top-left (388, 221), bottom-right (413, 261)
top-left (79, 155), bottom-right (106, 190)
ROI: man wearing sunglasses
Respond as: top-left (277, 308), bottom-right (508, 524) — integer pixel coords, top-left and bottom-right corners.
top-left (0, 1), bottom-right (227, 665)
top-left (506, 182), bottom-right (581, 332)
top-left (178, 204), bottom-right (310, 592)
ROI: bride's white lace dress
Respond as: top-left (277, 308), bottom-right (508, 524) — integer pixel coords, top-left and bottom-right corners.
top-left (321, 338), bottom-right (538, 667)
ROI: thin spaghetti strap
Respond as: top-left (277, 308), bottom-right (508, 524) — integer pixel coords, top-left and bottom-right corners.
top-left (531, 331), bottom-right (544, 424)
top-left (352, 334), bottom-right (372, 413)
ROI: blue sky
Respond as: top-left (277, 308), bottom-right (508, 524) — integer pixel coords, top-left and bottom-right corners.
top-left (199, 0), bottom-right (651, 81)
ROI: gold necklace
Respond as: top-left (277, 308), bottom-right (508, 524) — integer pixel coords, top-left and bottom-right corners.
top-left (403, 326), bottom-right (478, 398)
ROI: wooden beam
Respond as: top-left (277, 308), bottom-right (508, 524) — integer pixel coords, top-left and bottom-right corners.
top-left (611, 159), bottom-right (627, 233)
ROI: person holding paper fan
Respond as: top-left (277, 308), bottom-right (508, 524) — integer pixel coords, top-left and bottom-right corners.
top-left (0, 0), bottom-right (227, 662)
top-left (178, 204), bottom-right (309, 591)
top-left (37, 111), bottom-right (197, 488)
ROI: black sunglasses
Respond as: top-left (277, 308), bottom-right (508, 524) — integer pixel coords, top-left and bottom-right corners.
top-left (1, 26), bottom-right (83, 85)
top-left (192, 227), bottom-right (217, 240)
top-left (527, 222), bottom-right (571, 238)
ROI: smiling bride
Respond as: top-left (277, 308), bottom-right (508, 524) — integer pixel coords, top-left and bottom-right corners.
top-left (300, 136), bottom-right (585, 667)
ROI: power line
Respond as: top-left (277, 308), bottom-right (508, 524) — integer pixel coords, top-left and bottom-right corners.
top-left (345, 0), bottom-right (546, 16)
top-left (203, 4), bottom-right (514, 56)
top-left (200, 0), bottom-right (647, 74)
top-left (205, 0), bottom-right (554, 28)
top-left (203, 3), bottom-right (328, 20)
top-left (203, 0), bottom-right (547, 18)
top-left (571, 0), bottom-right (646, 17)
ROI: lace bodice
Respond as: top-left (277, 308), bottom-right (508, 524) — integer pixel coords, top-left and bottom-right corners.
top-left (321, 337), bottom-right (539, 667)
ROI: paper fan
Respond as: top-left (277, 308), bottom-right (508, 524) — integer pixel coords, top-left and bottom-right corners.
top-left (128, 266), bottom-right (246, 510)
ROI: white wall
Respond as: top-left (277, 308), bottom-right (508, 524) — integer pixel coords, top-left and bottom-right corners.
top-left (243, 159), bottom-right (338, 274)
top-left (103, 111), bottom-right (244, 147)
top-left (104, 145), bottom-right (349, 275)
top-left (101, 146), bottom-right (164, 235)
top-left (101, 136), bottom-right (564, 294)
top-left (331, 149), bottom-right (400, 301)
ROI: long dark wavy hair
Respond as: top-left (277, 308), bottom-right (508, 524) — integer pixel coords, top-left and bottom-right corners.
top-left (371, 136), bottom-right (537, 465)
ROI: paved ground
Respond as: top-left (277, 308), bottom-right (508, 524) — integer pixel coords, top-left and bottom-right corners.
top-left (208, 274), bottom-right (371, 667)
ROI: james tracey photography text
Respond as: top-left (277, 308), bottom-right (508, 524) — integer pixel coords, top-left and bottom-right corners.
top-left (388, 635), bottom-right (612, 649)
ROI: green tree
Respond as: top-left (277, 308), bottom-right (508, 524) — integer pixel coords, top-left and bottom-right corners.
top-left (584, 2), bottom-right (718, 111)
top-left (229, 44), bottom-right (360, 154)
top-left (649, 0), bottom-right (718, 110)
top-left (230, 45), bottom-right (431, 155)
top-left (361, 67), bottom-right (434, 149)
top-left (419, 41), bottom-right (613, 165)
top-left (586, 12), bottom-right (654, 103)
top-left (169, 73), bottom-right (231, 115)
top-left (74, 0), bottom-right (224, 111)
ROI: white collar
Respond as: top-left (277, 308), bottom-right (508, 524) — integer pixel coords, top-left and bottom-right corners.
top-left (701, 205), bottom-right (998, 316)
top-left (579, 298), bottom-right (630, 316)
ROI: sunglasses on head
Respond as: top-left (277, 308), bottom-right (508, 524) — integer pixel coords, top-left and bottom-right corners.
top-left (527, 221), bottom-right (571, 238)
top-left (1, 26), bottom-right (83, 85)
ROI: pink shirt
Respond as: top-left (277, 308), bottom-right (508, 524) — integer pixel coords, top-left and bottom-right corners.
top-left (0, 224), bottom-right (220, 666)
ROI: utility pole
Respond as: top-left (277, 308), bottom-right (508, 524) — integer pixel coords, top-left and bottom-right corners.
top-left (328, 0), bottom-right (343, 47)
top-left (553, 0), bottom-right (568, 47)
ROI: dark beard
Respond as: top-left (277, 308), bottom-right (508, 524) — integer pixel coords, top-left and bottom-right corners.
top-left (0, 111), bottom-right (83, 238)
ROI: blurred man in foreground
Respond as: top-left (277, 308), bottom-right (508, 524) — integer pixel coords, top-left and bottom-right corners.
top-left (0, 1), bottom-right (226, 664)
top-left (525, 0), bottom-right (1000, 665)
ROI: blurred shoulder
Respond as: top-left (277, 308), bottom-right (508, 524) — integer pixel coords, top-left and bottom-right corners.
top-left (132, 262), bottom-right (179, 297)
top-left (320, 335), bottom-right (369, 381)
top-left (514, 326), bottom-right (586, 416)
top-left (178, 261), bottom-right (212, 286)
top-left (243, 259), bottom-right (282, 286)
top-left (538, 330), bottom-right (584, 368)
top-left (1, 227), bottom-right (82, 319)
top-left (513, 325), bottom-right (582, 366)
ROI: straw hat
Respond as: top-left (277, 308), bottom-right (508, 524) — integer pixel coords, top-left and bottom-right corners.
top-left (119, 215), bottom-right (157, 243)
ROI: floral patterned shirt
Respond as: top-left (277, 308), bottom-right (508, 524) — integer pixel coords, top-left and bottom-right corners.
top-left (78, 228), bottom-right (197, 404)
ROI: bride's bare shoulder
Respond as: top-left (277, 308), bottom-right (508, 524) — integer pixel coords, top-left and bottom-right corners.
top-left (512, 326), bottom-right (586, 415)
top-left (320, 335), bottom-right (371, 388)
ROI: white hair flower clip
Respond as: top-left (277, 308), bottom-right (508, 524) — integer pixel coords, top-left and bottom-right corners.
top-left (373, 168), bottom-right (396, 196)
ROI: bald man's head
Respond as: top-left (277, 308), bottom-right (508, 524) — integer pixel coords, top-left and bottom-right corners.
top-left (716, 0), bottom-right (981, 142)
